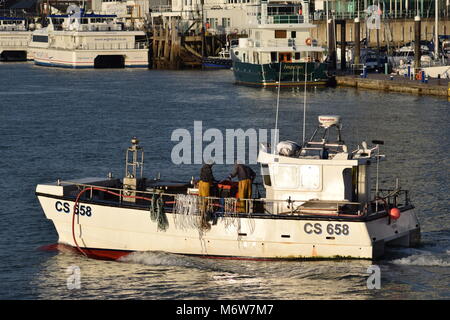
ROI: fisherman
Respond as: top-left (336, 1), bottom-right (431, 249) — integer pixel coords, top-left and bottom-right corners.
top-left (199, 160), bottom-right (216, 198)
top-left (198, 161), bottom-right (216, 229)
top-left (228, 162), bottom-right (256, 212)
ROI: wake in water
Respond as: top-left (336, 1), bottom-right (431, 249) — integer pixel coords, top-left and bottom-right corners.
top-left (385, 233), bottom-right (450, 267)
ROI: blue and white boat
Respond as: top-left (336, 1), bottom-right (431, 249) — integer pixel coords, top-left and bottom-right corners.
top-left (202, 48), bottom-right (232, 69)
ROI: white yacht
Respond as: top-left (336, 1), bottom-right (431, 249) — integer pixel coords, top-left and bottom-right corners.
top-left (0, 17), bottom-right (32, 61)
top-left (29, 13), bottom-right (148, 69)
top-left (36, 116), bottom-right (420, 260)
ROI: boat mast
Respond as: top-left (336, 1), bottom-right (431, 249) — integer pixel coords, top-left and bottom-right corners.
top-left (302, 57), bottom-right (308, 145)
top-left (274, 62), bottom-right (282, 154)
top-left (435, 0), bottom-right (439, 59)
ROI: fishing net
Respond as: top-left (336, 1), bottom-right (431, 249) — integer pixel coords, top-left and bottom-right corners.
top-left (149, 194), bottom-right (169, 231)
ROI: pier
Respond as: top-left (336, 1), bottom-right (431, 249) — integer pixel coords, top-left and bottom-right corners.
top-left (336, 74), bottom-right (450, 97)
top-left (150, 18), bottom-right (233, 69)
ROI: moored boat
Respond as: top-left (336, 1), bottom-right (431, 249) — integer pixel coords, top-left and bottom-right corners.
top-left (230, 0), bottom-right (330, 87)
top-left (36, 116), bottom-right (420, 261)
top-left (29, 12), bottom-right (148, 69)
top-left (202, 48), bottom-right (232, 69)
top-left (0, 17), bottom-right (32, 61)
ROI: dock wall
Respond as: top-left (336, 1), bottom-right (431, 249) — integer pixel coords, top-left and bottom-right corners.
top-left (336, 75), bottom-right (450, 97)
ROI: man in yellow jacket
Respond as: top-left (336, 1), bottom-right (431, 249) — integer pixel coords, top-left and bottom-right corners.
top-left (228, 163), bottom-right (256, 213)
top-left (198, 162), bottom-right (216, 229)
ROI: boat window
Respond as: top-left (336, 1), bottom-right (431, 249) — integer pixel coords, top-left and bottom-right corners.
top-left (275, 30), bottom-right (287, 39)
top-left (295, 52), bottom-right (300, 60)
top-left (273, 165), bottom-right (299, 189)
top-left (291, 31), bottom-right (296, 38)
top-left (271, 52), bottom-right (277, 62)
top-left (261, 164), bottom-right (271, 186)
top-left (32, 35), bottom-right (48, 43)
top-left (299, 165), bottom-right (321, 190)
top-left (342, 168), bottom-right (353, 201)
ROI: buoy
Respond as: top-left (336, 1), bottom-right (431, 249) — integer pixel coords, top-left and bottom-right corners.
top-left (305, 37), bottom-right (312, 46)
top-left (390, 207), bottom-right (401, 220)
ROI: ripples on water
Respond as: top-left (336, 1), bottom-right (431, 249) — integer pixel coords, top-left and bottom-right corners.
top-left (0, 62), bottom-right (448, 299)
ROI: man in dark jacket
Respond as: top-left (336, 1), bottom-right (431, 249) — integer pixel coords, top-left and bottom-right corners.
top-left (228, 162), bottom-right (256, 212)
top-left (199, 162), bottom-right (216, 197)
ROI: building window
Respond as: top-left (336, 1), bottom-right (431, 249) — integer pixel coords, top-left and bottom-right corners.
top-left (222, 18), bottom-right (230, 28)
top-left (206, 18), bottom-right (218, 29)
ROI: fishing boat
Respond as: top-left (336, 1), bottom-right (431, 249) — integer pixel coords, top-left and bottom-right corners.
top-left (0, 17), bottom-right (32, 61)
top-left (230, 0), bottom-right (330, 87)
top-left (28, 12), bottom-right (148, 69)
top-left (36, 117), bottom-right (420, 260)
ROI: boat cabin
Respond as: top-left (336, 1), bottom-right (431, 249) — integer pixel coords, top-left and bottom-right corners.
top-left (47, 14), bottom-right (122, 32)
top-left (257, 116), bottom-right (379, 214)
top-left (0, 17), bottom-right (27, 31)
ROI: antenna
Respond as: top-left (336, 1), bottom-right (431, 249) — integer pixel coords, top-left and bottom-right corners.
top-left (372, 139), bottom-right (384, 212)
top-left (302, 55), bottom-right (308, 145)
top-left (274, 61), bottom-right (282, 154)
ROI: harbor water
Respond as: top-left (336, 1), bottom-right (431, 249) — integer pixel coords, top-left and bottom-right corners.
top-left (0, 62), bottom-right (448, 299)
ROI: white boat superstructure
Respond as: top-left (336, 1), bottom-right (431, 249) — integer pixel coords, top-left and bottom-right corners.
top-left (0, 17), bottom-right (32, 61)
top-left (36, 116), bottom-right (420, 261)
top-left (29, 13), bottom-right (148, 68)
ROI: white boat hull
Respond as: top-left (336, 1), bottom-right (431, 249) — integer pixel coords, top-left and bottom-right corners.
top-left (33, 47), bottom-right (148, 68)
top-left (36, 193), bottom-right (420, 260)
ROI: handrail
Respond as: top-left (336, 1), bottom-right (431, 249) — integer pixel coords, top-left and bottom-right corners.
top-left (57, 180), bottom-right (366, 217)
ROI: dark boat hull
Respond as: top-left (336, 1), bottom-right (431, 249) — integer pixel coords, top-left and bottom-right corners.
top-left (202, 57), bottom-right (232, 69)
top-left (232, 61), bottom-right (330, 86)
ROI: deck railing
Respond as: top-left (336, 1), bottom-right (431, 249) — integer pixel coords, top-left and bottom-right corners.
top-left (57, 180), bottom-right (377, 218)
top-left (0, 40), bottom-right (29, 47)
top-left (66, 41), bottom-right (147, 50)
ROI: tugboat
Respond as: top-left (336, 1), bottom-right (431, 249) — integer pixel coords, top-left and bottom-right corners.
top-left (36, 116), bottom-right (420, 260)
top-left (230, 0), bottom-right (330, 87)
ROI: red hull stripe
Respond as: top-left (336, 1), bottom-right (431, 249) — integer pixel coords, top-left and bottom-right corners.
top-left (38, 243), bottom-right (293, 261)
